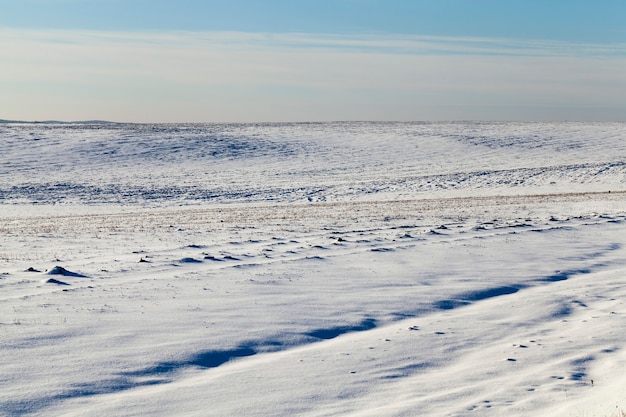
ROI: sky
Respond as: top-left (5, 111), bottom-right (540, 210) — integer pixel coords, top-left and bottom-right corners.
top-left (1, 0), bottom-right (626, 123)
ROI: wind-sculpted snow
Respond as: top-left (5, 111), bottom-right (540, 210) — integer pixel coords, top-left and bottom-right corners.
top-left (1, 121), bottom-right (625, 205)
top-left (1, 123), bottom-right (304, 163)
top-left (2, 122), bottom-right (626, 417)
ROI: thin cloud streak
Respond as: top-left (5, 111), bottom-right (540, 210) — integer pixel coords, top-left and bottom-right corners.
top-left (1, 28), bottom-right (625, 122)
top-left (5, 28), bottom-right (626, 56)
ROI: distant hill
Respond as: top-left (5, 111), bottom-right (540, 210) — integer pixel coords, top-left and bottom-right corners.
top-left (0, 119), bottom-right (115, 124)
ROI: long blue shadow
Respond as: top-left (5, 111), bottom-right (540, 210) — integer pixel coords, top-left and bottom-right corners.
top-left (538, 268), bottom-right (590, 282)
top-left (305, 318), bottom-right (377, 340)
top-left (434, 285), bottom-right (522, 311)
top-left (127, 346), bottom-right (258, 377)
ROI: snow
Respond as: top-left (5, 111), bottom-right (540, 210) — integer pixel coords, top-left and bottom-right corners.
top-left (1, 121), bottom-right (626, 416)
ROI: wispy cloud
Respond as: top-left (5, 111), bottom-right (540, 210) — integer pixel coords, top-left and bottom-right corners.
top-left (7, 28), bottom-right (626, 56)
top-left (243, 32), bottom-right (626, 57)
top-left (1, 28), bottom-right (625, 122)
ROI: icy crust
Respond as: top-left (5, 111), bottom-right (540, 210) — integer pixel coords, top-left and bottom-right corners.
top-left (1, 121), bottom-right (625, 205)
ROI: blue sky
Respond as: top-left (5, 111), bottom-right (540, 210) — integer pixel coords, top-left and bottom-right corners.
top-left (1, 0), bottom-right (625, 122)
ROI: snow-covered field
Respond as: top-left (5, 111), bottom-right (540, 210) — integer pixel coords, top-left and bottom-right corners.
top-left (1, 121), bottom-right (626, 416)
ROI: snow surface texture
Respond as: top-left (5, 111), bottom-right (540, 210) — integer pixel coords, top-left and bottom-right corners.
top-left (1, 121), bottom-right (626, 416)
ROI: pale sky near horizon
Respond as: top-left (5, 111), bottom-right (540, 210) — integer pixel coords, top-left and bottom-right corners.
top-left (1, 0), bottom-right (625, 123)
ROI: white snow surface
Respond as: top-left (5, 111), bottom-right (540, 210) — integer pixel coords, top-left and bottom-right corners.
top-left (1, 121), bottom-right (626, 416)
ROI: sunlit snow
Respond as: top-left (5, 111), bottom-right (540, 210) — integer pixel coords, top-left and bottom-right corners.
top-left (1, 122), bottom-right (626, 416)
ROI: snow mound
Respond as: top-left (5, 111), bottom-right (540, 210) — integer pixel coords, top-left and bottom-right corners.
top-left (179, 257), bottom-right (202, 264)
top-left (46, 266), bottom-right (88, 278)
top-left (44, 278), bottom-right (70, 285)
